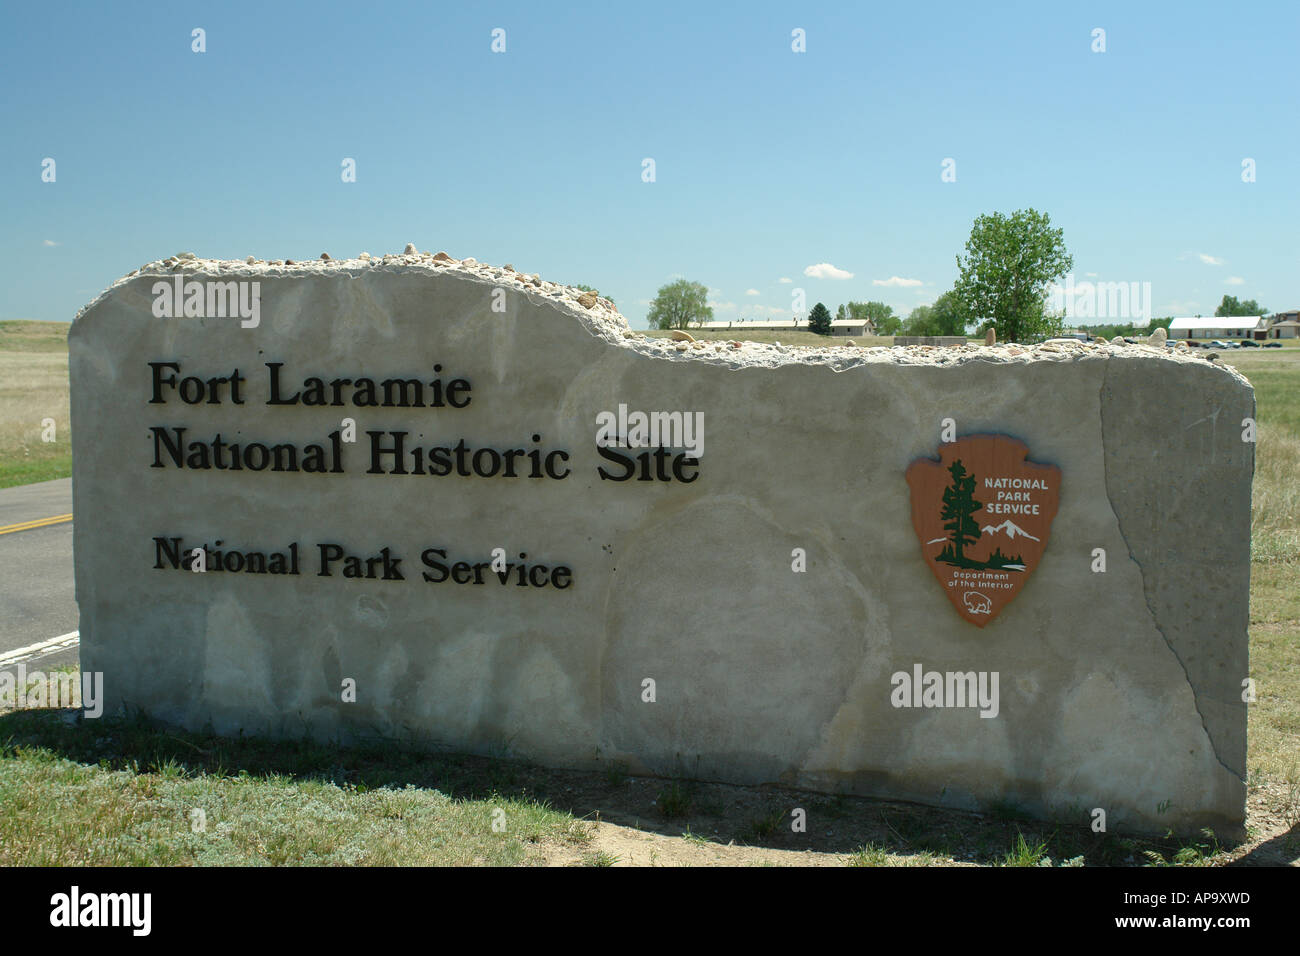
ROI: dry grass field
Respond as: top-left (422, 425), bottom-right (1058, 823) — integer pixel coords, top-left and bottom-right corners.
top-left (1220, 346), bottom-right (1300, 802)
top-left (0, 321), bottom-right (71, 489)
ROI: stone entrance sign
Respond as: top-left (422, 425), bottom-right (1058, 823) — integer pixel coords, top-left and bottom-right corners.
top-left (70, 251), bottom-right (1254, 835)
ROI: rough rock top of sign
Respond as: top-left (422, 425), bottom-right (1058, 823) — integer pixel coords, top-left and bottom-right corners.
top-left (81, 247), bottom-right (1251, 383)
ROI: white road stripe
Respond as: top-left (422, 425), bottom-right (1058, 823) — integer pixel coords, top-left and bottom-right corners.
top-left (0, 631), bottom-right (80, 667)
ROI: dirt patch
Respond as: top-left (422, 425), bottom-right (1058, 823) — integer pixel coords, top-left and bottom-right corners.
top-left (523, 767), bottom-right (1297, 867)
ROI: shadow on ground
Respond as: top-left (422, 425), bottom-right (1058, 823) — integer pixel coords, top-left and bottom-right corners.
top-left (2, 708), bottom-right (1290, 867)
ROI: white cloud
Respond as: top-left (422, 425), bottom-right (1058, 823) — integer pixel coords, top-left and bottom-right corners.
top-left (745, 289), bottom-right (760, 296)
top-left (871, 276), bottom-right (923, 288)
top-left (42, 239), bottom-right (59, 247)
top-left (1198, 253), bottom-right (1225, 266)
top-left (1085, 271), bottom-right (1098, 278)
top-left (1225, 276), bottom-right (1245, 285)
top-left (709, 300), bottom-right (738, 312)
top-left (778, 277), bottom-right (792, 283)
top-left (803, 263), bottom-right (854, 280)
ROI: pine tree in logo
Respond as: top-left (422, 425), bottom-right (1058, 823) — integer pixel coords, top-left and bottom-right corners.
top-left (937, 459), bottom-right (983, 568)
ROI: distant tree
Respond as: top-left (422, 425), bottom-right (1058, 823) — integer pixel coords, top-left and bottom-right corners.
top-left (902, 305), bottom-right (938, 336)
top-left (862, 301), bottom-right (900, 335)
top-left (808, 302), bottom-right (832, 335)
top-left (1078, 316), bottom-right (1174, 340)
top-left (1215, 294), bottom-right (1266, 317)
top-left (574, 283), bottom-right (614, 306)
top-left (647, 279), bottom-right (712, 330)
top-left (903, 292), bottom-right (968, 337)
top-left (929, 291), bottom-right (968, 336)
top-left (954, 208), bottom-right (1073, 343)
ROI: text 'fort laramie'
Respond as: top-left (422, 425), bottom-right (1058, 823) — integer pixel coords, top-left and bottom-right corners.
top-left (146, 360), bottom-right (701, 482)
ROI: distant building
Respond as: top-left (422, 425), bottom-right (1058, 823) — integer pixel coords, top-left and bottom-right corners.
top-left (1168, 316), bottom-right (1268, 340)
top-left (1266, 311), bottom-right (1299, 339)
top-left (697, 318), bottom-right (872, 337)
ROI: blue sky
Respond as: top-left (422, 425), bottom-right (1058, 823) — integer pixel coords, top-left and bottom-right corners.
top-left (3, 0), bottom-right (1297, 327)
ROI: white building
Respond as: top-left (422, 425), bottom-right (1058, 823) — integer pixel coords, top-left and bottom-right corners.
top-left (1267, 311), bottom-right (1299, 339)
top-left (697, 318), bottom-right (872, 337)
top-left (1168, 316), bottom-right (1267, 340)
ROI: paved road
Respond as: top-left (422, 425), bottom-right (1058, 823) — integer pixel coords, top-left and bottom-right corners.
top-left (0, 478), bottom-right (80, 673)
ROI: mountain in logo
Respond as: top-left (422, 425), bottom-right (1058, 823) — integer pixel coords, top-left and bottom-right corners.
top-left (980, 519), bottom-right (1040, 542)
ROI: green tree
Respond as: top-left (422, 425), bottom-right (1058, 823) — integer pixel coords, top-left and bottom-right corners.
top-left (903, 304), bottom-right (938, 336)
top-left (808, 301), bottom-right (832, 335)
top-left (647, 279), bottom-right (712, 330)
top-left (938, 460), bottom-right (983, 567)
top-left (929, 290), bottom-right (968, 336)
top-left (1215, 294), bottom-right (1267, 317)
top-left (903, 292), bottom-right (969, 337)
top-left (574, 283), bottom-right (614, 306)
top-left (862, 301), bottom-right (900, 335)
top-left (954, 209), bottom-right (1074, 343)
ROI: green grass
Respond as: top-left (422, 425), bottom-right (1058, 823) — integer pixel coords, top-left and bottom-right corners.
top-left (0, 710), bottom-right (592, 866)
top-left (0, 456), bottom-right (73, 489)
top-left (655, 781), bottom-right (691, 819)
top-left (1001, 830), bottom-right (1050, 866)
top-left (847, 842), bottom-right (891, 866)
top-left (680, 825), bottom-right (709, 846)
top-left (746, 808), bottom-right (787, 839)
top-left (0, 320), bottom-right (71, 353)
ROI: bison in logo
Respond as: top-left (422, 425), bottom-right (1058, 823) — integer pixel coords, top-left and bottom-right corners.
top-left (962, 591), bottom-right (992, 615)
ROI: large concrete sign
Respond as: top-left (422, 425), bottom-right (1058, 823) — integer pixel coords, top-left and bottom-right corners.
top-left (70, 252), bottom-right (1254, 835)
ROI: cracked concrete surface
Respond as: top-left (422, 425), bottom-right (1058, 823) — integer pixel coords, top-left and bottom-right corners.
top-left (1098, 359), bottom-right (1251, 789)
top-left (70, 258), bottom-right (1252, 836)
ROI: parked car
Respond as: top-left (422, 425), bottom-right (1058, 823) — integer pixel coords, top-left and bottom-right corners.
top-left (1207, 340), bottom-right (1230, 349)
top-left (1264, 341), bottom-right (1283, 348)
top-left (1187, 340), bottom-right (1202, 347)
top-left (1240, 339), bottom-right (1259, 347)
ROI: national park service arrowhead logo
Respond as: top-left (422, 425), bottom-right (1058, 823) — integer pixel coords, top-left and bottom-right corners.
top-left (905, 435), bottom-right (1060, 627)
